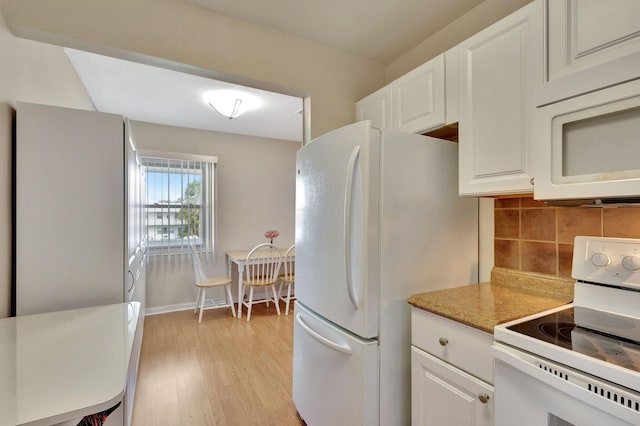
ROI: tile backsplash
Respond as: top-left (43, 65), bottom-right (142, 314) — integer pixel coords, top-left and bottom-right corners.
top-left (494, 197), bottom-right (640, 278)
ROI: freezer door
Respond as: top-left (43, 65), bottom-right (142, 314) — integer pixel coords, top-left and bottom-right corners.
top-left (295, 121), bottom-right (380, 338)
top-left (293, 302), bottom-right (379, 426)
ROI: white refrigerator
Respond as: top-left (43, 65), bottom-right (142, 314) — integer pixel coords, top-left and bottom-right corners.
top-left (292, 121), bottom-right (478, 425)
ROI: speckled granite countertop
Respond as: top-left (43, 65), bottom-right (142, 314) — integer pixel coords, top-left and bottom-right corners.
top-left (407, 267), bottom-right (574, 334)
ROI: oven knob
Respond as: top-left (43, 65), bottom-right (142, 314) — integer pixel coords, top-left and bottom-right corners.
top-left (590, 252), bottom-right (610, 267)
top-left (622, 255), bottom-right (640, 271)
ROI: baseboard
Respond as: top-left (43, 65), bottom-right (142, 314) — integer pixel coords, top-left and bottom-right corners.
top-left (145, 297), bottom-right (230, 316)
top-left (145, 293), bottom-right (296, 316)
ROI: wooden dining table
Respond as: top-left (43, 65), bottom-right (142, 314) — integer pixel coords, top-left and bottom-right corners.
top-left (226, 247), bottom-right (295, 318)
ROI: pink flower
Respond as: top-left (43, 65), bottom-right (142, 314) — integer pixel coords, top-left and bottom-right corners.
top-left (264, 229), bottom-right (279, 239)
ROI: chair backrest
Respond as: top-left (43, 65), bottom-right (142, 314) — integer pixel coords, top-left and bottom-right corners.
top-left (245, 243), bottom-right (283, 285)
top-left (282, 244), bottom-right (295, 280)
top-left (190, 244), bottom-right (207, 285)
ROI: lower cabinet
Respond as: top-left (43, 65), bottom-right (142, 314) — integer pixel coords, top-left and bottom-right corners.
top-left (411, 347), bottom-right (494, 426)
top-left (411, 307), bottom-right (494, 425)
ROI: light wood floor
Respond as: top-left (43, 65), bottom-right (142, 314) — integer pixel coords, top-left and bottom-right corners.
top-left (132, 303), bottom-right (305, 426)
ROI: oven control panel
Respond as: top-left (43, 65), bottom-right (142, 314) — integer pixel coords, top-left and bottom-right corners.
top-left (573, 236), bottom-right (640, 289)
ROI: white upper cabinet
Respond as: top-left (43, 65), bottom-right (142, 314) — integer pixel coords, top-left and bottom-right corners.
top-left (458, 0), bottom-right (543, 196)
top-left (392, 55), bottom-right (445, 133)
top-left (355, 85), bottom-right (392, 129)
top-left (537, 0), bottom-right (640, 106)
top-left (355, 47), bottom-right (458, 134)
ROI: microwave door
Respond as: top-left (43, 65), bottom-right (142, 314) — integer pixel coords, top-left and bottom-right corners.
top-left (533, 78), bottom-right (640, 201)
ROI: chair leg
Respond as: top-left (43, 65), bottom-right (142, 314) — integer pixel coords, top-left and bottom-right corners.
top-left (198, 288), bottom-right (207, 323)
top-left (238, 285), bottom-right (244, 319)
top-left (225, 284), bottom-right (236, 318)
top-left (271, 285), bottom-right (281, 316)
top-left (285, 283), bottom-right (292, 315)
top-left (247, 287), bottom-right (254, 321)
top-left (194, 288), bottom-right (203, 314)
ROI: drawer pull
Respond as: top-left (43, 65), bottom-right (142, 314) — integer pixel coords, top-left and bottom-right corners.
top-left (478, 393), bottom-right (490, 404)
top-left (438, 337), bottom-right (448, 347)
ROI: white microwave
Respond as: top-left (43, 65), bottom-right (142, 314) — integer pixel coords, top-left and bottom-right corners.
top-left (533, 78), bottom-right (640, 202)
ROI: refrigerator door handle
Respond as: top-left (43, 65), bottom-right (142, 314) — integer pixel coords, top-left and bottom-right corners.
top-left (296, 313), bottom-right (353, 355)
top-left (344, 145), bottom-right (360, 311)
top-left (127, 270), bottom-right (135, 293)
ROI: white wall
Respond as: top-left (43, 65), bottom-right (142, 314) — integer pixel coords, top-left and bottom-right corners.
top-left (130, 121), bottom-right (299, 310)
top-left (0, 12), bottom-right (93, 317)
top-left (385, 0), bottom-right (533, 81)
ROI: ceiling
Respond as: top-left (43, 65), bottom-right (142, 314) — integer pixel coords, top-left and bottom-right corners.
top-left (66, 0), bottom-right (486, 142)
top-left (180, 0), bottom-right (485, 64)
top-left (65, 49), bottom-right (304, 142)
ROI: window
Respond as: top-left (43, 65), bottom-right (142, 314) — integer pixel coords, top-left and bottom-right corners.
top-left (140, 151), bottom-right (217, 255)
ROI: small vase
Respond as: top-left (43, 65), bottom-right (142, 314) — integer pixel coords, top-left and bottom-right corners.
top-left (269, 238), bottom-right (274, 244)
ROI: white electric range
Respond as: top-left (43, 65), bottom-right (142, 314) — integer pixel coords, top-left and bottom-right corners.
top-left (493, 236), bottom-right (640, 426)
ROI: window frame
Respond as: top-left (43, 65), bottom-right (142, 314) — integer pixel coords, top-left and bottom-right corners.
top-left (139, 150), bottom-right (218, 257)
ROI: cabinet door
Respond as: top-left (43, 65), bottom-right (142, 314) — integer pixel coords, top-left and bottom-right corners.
top-left (392, 55), bottom-right (445, 133)
top-left (355, 85), bottom-right (392, 129)
top-left (458, 0), bottom-right (542, 196)
top-left (412, 347), bottom-right (494, 426)
top-left (538, 0), bottom-right (640, 105)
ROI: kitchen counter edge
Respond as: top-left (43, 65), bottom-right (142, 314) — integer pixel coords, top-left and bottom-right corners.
top-left (408, 267), bottom-right (574, 334)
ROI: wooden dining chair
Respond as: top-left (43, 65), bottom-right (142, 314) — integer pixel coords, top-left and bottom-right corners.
top-left (190, 244), bottom-right (236, 323)
top-left (278, 244), bottom-right (295, 315)
top-left (240, 242), bottom-right (283, 321)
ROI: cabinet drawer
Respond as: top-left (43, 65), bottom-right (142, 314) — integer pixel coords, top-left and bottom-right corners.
top-left (411, 307), bottom-right (494, 384)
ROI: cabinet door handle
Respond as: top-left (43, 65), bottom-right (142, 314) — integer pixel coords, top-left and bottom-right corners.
top-left (478, 393), bottom-right (490, 404)
top-left (438, 337), bottom-right (448, 347)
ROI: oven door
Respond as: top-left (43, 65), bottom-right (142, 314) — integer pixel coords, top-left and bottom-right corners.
top-left (493, 344), bottom-right (640, 426)
top-left (533, 78), bottom-right (640, 201)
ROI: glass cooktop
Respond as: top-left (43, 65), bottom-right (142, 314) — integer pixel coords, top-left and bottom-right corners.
top-left (507, 307), bottom-right (640, 373)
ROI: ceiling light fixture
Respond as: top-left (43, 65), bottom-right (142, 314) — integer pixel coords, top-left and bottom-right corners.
top-left (204, 89), bottom-right (260, 120)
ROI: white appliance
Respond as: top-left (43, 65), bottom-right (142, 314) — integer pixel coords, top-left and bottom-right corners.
top-left (494, 236), bottom-right (640, 426)
top-left (533, 78), bottom-right (640, 202)
top-left (292, 121), bottom-right (479, 425)
top-left (15, 101), bottom-right (146, 316)
top-left (15, 102), bottom-right (146, 426)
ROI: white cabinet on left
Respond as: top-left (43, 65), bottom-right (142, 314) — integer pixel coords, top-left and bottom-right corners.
top-left (15, 102), bottom-right (146, 316)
